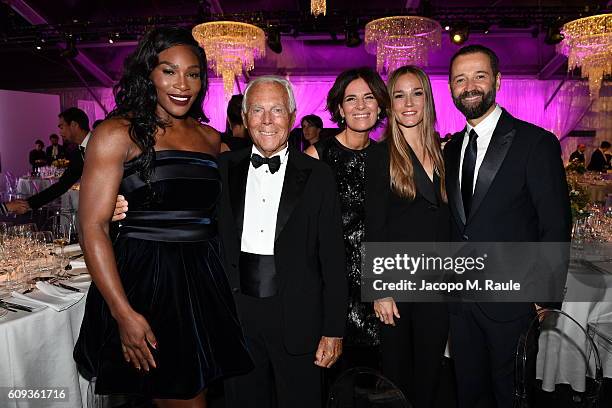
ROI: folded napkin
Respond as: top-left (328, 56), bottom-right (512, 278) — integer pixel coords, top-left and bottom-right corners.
top-left (64, 243), bottom-right (81, 253)
top-left (68, 274), bottom-right (92, 291)
top-left (70, 259), bottom-right (87, 269)
top-left (11, 282), bottom-right (84, 311)
top-left (36, 281), bottom-right (83, 298)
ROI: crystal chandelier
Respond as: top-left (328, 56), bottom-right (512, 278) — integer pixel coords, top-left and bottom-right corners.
top-left (557, 13), bottom-right (612, 98)
top-left (365, 16), bottom-right (441, 75)
top-left (311, 0), bottom-right (326, 17)
top-left (192, 21), bottom-right (266, 99)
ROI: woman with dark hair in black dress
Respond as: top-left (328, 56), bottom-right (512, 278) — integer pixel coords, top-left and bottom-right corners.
top-left (305, 67), bottom-right (390, 369)
top-left (74, 27), bottom-right (252, 408)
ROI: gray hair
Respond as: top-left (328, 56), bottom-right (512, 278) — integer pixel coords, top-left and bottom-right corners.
top-left (242, 75), bottom-right (297, 114)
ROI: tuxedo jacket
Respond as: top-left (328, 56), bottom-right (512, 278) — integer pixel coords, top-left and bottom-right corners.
top-left (217, 147), bottom-right (347, 354)
top-left (587, 149), bottom-right (607, 172)
top-left (444, 109), bottom-right (571, 321)
top-left (27, 147), bottom-right (83, 210)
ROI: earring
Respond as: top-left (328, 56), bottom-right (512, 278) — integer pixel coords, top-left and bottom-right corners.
top-left (340, 116), bottom-right (345, 125)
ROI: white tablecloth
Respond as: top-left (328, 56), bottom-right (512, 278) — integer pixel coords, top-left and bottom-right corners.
top-left (0, 294), bottom-right (89, 407)
top-left (537, 261), bottom-right (612, 392)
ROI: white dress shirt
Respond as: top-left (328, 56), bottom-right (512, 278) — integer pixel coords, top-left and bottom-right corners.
top-left (241, 145), bottom-right (289, 255)
top-left (458, 104), bottom-right (503, 193)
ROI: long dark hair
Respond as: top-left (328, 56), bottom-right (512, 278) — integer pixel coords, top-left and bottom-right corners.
top-left (110, 27), bottom-right (208, 181)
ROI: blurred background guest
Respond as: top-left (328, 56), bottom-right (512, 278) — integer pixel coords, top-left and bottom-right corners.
top-left (587, 141), bottom-right (611, 172)
top-left (222, 94), bottom-right (252, 151)
top-left (301, 114), bottom-right (323, 147)
top-left (569, 143), bottom-right (586, 164)
top-left (11, 107), bottom-right (90, 214)
top-left (29, 139), bottom-right (47, 172)
top-left (45, 133), bottom-right (65, 163)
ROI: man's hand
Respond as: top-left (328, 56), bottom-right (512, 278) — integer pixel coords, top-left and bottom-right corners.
top-left (374, 297), bottom-right (400, 326)
top-left (314, 336), bottom-right (342, 368)
top-left (6, 200), bottom-right (30, 215)
top-left (112, 195), bottom-right (128, 222)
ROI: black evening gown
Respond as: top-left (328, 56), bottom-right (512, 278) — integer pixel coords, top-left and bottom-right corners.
top-left (315, 137), bottom-right (380, 348)
top-left (74, 150), bottom-right (253, 399)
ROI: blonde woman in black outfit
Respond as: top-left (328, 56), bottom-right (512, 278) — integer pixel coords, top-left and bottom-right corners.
top-left (365, 65), bottom-right (451, 408)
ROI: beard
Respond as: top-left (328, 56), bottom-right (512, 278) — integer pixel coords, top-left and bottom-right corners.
top-left (452, 88), bottom-right (496, 120)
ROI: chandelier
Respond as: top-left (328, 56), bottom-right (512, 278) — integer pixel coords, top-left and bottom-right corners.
top-left (192, 21), bottom-right (266, 99)
top-left (557, 13), bottom-right (612, 98)
top-left (311, 0), bottom-right (326, 17)
top-left (365, 16), bottom-right (441, 75)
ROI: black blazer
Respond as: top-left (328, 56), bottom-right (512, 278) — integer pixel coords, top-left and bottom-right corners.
top-left (45, 144), bottom-right (66, 162)
top-left (27, 147), bottom-right (83, 210)
top-left (217, 147), bottom-right (347, 354)
top-left (444, 109), bottom-right (571, 320)
top-left (587, 149), bottom-right (607, 172)
top-left (365, 140), bottom-right (450, 243)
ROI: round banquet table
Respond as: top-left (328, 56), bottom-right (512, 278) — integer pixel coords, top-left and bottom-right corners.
top-left (0, 288), bottom-right (89, 407)
top-left (537, 258), bottom-right (612, 392)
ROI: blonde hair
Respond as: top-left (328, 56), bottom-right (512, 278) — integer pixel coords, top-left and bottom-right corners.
top-left (383, 66), bottom-right (447, 202)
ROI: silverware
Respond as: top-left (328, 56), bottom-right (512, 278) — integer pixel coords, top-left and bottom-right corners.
top-left (0, 303), bottom-right (17, 312)
top-left (69, 253), bottom-right (84, 260)
top-left (0, 301), bottom-right (33, 312)
top-left (53, 282), bottom-right (81, 292)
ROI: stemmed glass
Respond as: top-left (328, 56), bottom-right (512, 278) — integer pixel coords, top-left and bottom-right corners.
top-left (53, 223), bottom-right (72, 276)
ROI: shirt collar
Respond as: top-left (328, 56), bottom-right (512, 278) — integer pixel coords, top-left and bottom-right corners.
top-left (250, 143), bottom-right (289, 164)
top-left (80, 132), bottom-right (92, 149)
top-left (466, 104), bottom-right (503, 137)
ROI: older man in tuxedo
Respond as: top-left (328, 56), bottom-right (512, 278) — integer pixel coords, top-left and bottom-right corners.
top-left (219, 76), bottom-right (347, 408)
top-left (443, 45), bottom-right (571, 408)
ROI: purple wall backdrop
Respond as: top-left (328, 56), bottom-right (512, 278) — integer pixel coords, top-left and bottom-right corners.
top-left (0, 90), bottom-right (61, 182)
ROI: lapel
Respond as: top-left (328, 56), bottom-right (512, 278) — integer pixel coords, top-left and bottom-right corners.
top-left (445, 130), bottom-right (467, 226)
top-left (408, 146), bottom-right (437, 205)
top-left (275, 148), bottom-right (311, 242)
top-left (228, 149), bottom-right (251, 238)
top-left (467, 109), bottom-right (516, 222)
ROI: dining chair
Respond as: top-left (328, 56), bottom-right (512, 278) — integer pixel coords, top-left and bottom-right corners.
top-left (327, 366), bottom-right (412, 408)
top-left (514, 309), bottom-right (603, 408)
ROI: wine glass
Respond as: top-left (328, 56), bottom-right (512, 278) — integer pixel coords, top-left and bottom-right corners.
top-left (52, 224), bottom-right (71, 276)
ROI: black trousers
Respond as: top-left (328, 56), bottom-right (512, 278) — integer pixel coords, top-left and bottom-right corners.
top-left (380, 302), bottom-right (450, 408)
top-left (449, 303), bottom-right (533, 408)
top-left (224, 294), bottom-right (322, 408)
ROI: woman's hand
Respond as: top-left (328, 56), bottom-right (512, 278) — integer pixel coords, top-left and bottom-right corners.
top-left (116, 309), bottom-right (158, 372)
top-left (111, 195), bottom-right (128, 222)
top-left (374, 297), bottom-right (400, 326)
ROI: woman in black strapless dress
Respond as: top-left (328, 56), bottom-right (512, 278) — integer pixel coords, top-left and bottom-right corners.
top-left (74, 28), bottom-right (252, 407)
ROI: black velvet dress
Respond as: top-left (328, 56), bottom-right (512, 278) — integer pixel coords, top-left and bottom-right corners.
top-left (74, 150), bottom-right (253, 399)
top-left (315, 137), bottom-right (379, 347)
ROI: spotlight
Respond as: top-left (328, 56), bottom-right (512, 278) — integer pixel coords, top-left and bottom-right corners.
top-left (34, 37), bottom-right (44, 50)
top-left (266, 27), bottom-right (282, 54)
top-left (345, 27), bottom-right (361, 48)
top-left (60, 36), bottom-right (78, 58)
top-left (450, 24), bottom-right (469, 45)
top-left (444, 25), bottom-right (450, 31)
top-left (544, 26), bottom-right (564, 45)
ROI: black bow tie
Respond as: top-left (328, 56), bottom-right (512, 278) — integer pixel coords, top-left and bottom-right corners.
top-left (250, 153), bottom-right (281, 174)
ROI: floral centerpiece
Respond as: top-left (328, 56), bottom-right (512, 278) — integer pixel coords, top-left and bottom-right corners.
top-left (566, 161), bottom-right (590, 219)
